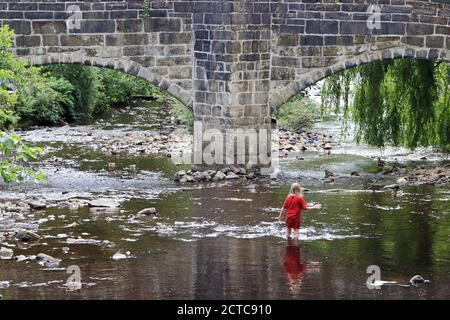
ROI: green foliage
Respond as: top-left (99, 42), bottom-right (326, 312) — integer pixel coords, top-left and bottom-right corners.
top-left (44, 65), bottom-right (172, 120)
top-left (16, 77), bottom-right (75, 126)
top-left (0, 25), bottom-right (76, 127)
top-left (95, 67), bottom-right (165, 113)
top-left (274, 94), bottom-right (319, 131)
top-left (142, 0), bottom-right (150, 18)
top-left (168, 97), bottom-right (193, 127)
top-left (1, 24), bottom-right (191, 129)
top-left (0, 26), bottom-right (22, 128)
top-left (43, 64), bottom-right (192, 126)
top-left (43, 64), bottom-right (101, 122)
top-left (0, 131), bottom-right (46, 186)
top-left (321, 59), bottom-right (450, 151)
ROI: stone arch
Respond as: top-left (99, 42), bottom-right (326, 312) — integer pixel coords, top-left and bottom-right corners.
top-left (269, 45), bottom-right (450, 111)
top-left (21, 51), bottom-right (194, 111)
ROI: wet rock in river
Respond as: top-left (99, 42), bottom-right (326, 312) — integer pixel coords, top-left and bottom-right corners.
top-left (350, 171), bottom-right (360, 177)
top-left (377, 157), bottom-right (386, 167)
top-left (382, 165), bottom-right (394, 174)
top-left (87, 199), bottom-right (121, 209)
top-left (13, 230), bottom-right (41, 242)
top-left (0, 247), bottom-right (13, 260)
top-left (383, 184), bottom-right (400, 190)
top-left (174, 170), bottom-right (186, 182)
top-left (138, 207), bottom-right (157, 216)
top-left (221, 167), bottom-right (231, 174)
top-left (409, 275), bottom-right (430, 286)
top-left (112, 251), bottom-right (133, 260)
top-left (214, 171), bottom-right (226, 180)
top-left (246, 172), bottom-right (256, 180)
top-left (66, 280), bottom-right (82, 292)
top-left (36, 253), bottom-right (61, 267)
top-left (14, 255), bottom-right (35, 262)
top-left (270, 169), bottom-right (279, 180)
top-left (396, 177), bottom-right (408, 185)
top-left (124, 164), bottom-right (136, 172)
top-left (27, 200), bottom-right (47, 211)
top-left (198, 171), bottom-right (211, 182)
top-left (324, 170), bottom-right (334, 178)
top-left (229, 165), bottom-right (241, 174)
top-left (225, 171), bottom-right (240, 180)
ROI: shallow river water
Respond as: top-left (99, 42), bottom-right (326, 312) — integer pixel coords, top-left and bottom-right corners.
top-left (0, 102), bottom-right (449, 299)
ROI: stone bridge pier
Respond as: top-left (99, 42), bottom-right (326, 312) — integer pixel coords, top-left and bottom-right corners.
top-left (2, 0), bottom-right (450, 170)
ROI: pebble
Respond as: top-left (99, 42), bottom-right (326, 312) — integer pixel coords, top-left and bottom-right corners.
top-left (138, 207), bottom-right (157, 216)
top-left (112, 251), bottom-right (133, 260)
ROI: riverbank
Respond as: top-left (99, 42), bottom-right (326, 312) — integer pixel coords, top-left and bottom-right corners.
top-left (1, 101), bottom-right (449, 300)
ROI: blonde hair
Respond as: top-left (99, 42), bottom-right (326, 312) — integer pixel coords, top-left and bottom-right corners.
top-left (289, 183), bottom-right (302, 196)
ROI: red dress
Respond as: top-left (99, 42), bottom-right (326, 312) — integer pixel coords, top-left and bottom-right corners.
top-left (282, 195), bottom-right (307, 229)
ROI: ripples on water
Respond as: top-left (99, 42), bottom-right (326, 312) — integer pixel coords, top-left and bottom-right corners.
top-left (1, 101), bottom-right (449, 299)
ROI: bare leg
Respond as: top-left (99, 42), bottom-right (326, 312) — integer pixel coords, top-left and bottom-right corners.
top-left (286, 227), bottom-right (291, 240)
top-left (293, 228), bottom-right (299, 241)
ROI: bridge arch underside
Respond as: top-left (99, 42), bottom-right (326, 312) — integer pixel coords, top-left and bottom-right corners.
top-left (269, 44), bottom-right (450, 110)
top-left (20, 51), bottom-right (194, 111)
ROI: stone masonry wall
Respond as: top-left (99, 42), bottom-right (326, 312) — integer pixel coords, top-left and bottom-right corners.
top-left (270, 0), bottom-right (450, 108)
top-left (0, 0), bottom-right (194, 108)
top-left (2, 0), bottom-right (450, 166)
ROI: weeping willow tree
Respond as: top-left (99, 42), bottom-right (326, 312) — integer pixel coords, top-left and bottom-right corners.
top-left (321, 59), bottom-right (450, 151)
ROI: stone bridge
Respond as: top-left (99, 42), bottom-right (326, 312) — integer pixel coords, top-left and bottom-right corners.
top-left (2, 0), bottom-right (450, 167)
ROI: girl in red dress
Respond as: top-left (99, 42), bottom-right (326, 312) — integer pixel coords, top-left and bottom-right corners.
top-left (278, 183), bottom-right (321, 240)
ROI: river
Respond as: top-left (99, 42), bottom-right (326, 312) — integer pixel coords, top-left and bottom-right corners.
top-left (0, 100), bottom-right (449, 299)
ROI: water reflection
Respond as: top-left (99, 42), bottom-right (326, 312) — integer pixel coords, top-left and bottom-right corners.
top-left (1, 102), bottom-right (449, 300)
top-left (281, 240), bottom-right (307, 295)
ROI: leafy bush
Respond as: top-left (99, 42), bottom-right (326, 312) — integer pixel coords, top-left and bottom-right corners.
top-left (44, 65), bottom-right (170, 120)
top-left (43, 64), bottom-right (101, 122)
top-left (0, 131), bottom-right (46, 186)
top-left (274, 95), bottom-right (319, 131)
top-left (1, 25), bottom-right (192, 129)
top-left (95, 67), bottom-right (163, 113)
top-left (168, 97), bottom-right (193, 127)
top-left (322, 59), bottom-right (450, 151)
top-left (0, 25), bottom-right (76, 127)
top-left (16, 77), bottom-right (75, 126)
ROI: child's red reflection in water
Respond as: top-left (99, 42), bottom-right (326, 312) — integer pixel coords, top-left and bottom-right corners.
top-left (279, 240), bottom-right (307, 294)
